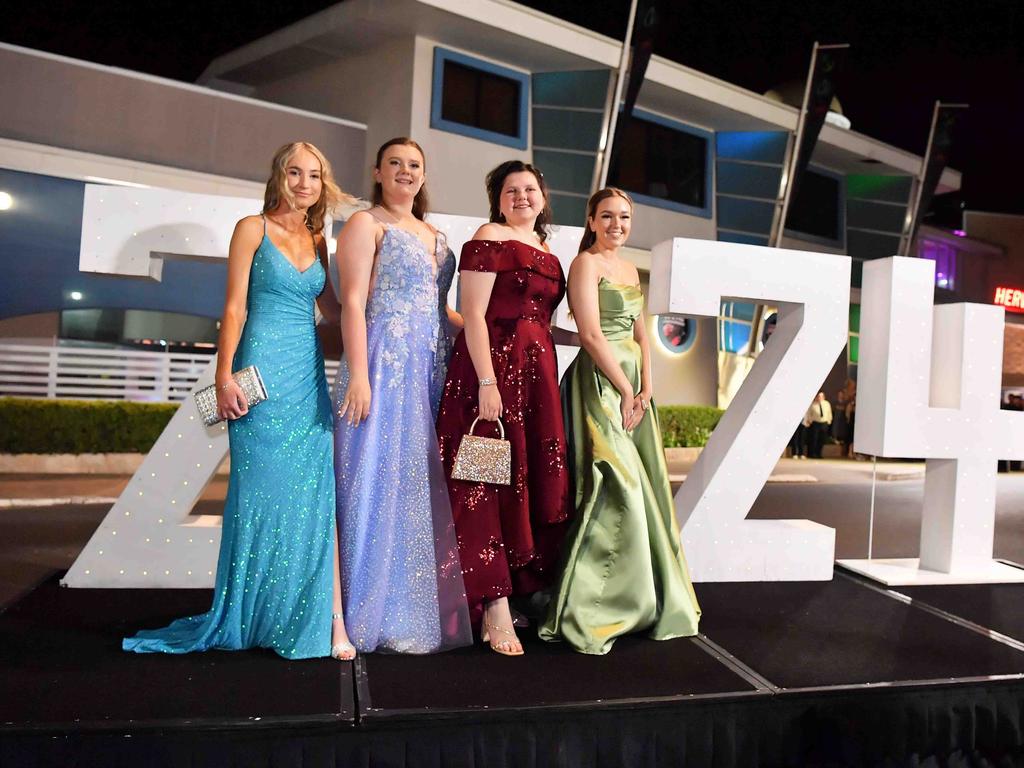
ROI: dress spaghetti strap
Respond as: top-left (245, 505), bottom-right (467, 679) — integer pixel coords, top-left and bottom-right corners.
top-left (365, 208), bottom-right (390, 230)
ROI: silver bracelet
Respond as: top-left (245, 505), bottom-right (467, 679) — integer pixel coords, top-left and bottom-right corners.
top-left (478, 377), bottom-right (496, 387)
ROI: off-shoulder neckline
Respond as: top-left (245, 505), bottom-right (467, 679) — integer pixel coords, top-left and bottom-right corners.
top-left (467, 238), bottom-right (552, 256)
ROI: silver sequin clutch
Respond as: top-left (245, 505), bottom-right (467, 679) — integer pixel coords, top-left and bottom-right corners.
top-left (451, 417), bottom-right (511, 486)
top-left (193, 365), bottom-right (268, 426)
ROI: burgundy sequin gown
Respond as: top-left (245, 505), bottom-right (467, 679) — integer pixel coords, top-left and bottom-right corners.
top-left (437, 239), bottom-right (571, 623)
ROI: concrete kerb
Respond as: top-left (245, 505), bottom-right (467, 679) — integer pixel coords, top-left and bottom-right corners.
top-left (0, 453), bottom-right (230, 475)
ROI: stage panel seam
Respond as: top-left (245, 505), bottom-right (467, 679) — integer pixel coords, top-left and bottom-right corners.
top-left (690, 635), bottom-right (780, 693)
top-left (835, 569), bottom-right (1024, 655)
top-left (352, 656), bottom-right (371, 724)
top-left (352, 689), bottom-right (770, 723)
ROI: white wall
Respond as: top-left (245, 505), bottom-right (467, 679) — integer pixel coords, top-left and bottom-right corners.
top-left (410, 36), bottom-right (531, 217)
top-left (252, 34), bottom-right (530, 214)
top-left (628, 203), bottom-right (716, 251)
top-left (642, 290), bottom-right (718, 407)
top-left (254, 37), bottom-right (416, 196)
top-left (0, 45), bottom-right (365, 193)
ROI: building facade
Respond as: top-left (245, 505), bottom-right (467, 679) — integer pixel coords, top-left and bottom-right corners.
top-left (4, 0), bottom-right (1015, 406)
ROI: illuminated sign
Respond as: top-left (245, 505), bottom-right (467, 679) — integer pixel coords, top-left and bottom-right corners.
top-left (994, 286), bottom-right (1024, 313)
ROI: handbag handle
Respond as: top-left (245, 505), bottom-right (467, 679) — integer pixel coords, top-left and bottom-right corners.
top-left (468, 416), bottom-right (505, 440)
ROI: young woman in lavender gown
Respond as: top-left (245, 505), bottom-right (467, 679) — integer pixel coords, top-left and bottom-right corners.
top-left (333, 137), bottom-right (471, 654)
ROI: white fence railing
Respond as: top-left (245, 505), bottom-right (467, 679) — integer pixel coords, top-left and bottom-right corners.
top-left (0, 343), bottom-right (211, 402)
top-left (0, 343), bottom-right (344, 403)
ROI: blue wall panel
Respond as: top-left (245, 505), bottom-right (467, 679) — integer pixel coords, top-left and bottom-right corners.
top-left (533, 149), bottom-right (594, 194)
top-left (715, 131), bottom-right (788, 164)
top-left (0, 169), bottom-right (227, 321)
top-left (532, 71), bottom-right (609, 109)
top-left (716, 161), bottom-right (782, 199)
top-left (549, 193), bottom-right (587, 228)
top-left (717, 230), bottom-right (770, 246)
top-left (716, 196), bottom-right (775, 234)
top-left (533, 108), bottom-right (604, 152)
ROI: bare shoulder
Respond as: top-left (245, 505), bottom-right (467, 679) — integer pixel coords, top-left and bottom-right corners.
top-left (344, 209), bottom-right (381, 233)
top-left (568, 251), bottom-right (599, 280)
top-left (232, 215), bottom-right (265, 248)
top-left (472, 222), bottom-right (507, 241)
top-left (234, 214), bottom-right (264, 236)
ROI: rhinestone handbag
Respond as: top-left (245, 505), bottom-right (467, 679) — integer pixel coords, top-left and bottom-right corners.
top-left (451, 417), bottom-right (511, 485)
top-left (193, 365), bottom-right (268, 426)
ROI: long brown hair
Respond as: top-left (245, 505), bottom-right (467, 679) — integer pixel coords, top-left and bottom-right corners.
top-left (262, 141), bottom-right (353, 233)
top-left (485, 160), bottom-right (553, 244)
top-left (578, 187), bottom-right (633, 253)
top-left (372, 137), bottom-right (429, 220)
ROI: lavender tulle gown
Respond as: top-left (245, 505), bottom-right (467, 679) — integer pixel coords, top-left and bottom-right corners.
top-left (333, 222), bottom-right (471, 654)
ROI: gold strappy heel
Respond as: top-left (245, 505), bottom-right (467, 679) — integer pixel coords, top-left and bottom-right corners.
top-left (481, 621), bottom-right (524, 657)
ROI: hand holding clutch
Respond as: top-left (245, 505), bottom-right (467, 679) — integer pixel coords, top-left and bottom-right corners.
top-left (194, 366), bottom-right (268, 426)
top-left (217, 379), bottom-right (249, 421)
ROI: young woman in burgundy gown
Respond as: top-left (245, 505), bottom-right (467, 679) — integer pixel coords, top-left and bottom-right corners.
top-left (436, 160), bottom-right (571, 656)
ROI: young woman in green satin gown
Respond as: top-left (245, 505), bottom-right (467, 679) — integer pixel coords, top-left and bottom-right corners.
top-left (538, 187), bottom-right (701, 655)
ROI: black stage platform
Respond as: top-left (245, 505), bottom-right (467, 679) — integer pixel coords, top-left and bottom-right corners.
top-left (3, 570), bottom-right (1024, 767)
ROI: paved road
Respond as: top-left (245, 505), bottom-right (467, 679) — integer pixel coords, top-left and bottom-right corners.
top-left (2, 460), bottom-right (1023, 607)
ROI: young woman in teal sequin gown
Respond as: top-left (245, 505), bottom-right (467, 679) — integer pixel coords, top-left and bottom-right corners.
top-left (123, 142), bottom-right (357, 660)
top-left (334, 138), bottom-right (472, 654)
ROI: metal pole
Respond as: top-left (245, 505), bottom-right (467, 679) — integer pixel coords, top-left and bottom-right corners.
top-left (770, 42), bottom-right (819, 247)
top-left (900, 100), bottom-right (940, 257)
top-left (868, 455), bottom-right (877, 558)
top-left (590, 74), bottom-right (619, 194)
top-left (596, 0), bottom-right (639, 191)
top-left (896, 175), bottom-right (921, 258)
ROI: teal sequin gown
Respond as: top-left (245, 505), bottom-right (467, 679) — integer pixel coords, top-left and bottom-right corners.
top-left (124, 225), bottom-right (336, 660)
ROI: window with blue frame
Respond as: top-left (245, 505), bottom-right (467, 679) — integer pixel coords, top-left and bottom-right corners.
top-left (785, 167), bottom-right (845, 247)
top-left (431, 47), bottom-right (529, 150)
top-left (718, 301), bottom-right (756, 355)
top-left (608, 110), bottom-right (711, 218)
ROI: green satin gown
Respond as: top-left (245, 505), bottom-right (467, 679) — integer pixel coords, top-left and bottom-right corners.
top-left (539, 278), bottom-right (700, 655)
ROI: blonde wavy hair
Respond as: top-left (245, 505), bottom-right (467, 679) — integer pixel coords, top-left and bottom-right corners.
top-left (262, 141), bottom-right (355, 233)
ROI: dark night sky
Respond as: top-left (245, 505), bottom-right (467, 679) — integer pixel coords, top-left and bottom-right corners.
top-left (3, 0), bottom-right (1020, 224)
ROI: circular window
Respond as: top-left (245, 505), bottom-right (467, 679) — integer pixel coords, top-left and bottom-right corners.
top-left (656, 314), bottom-right (696, 355)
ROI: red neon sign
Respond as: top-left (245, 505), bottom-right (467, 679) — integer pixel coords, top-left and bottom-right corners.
top-left (994, 286), bottom-right (1024, 313)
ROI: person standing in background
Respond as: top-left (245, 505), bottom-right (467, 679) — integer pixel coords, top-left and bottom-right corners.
top-left (806, 391), bottom-right (833, 459)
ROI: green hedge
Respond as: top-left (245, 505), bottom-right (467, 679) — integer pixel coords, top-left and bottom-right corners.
top-left (657, 405), bottom-right (724, 448)
top-left (0, 397), bottom-right (179, 454)
top-left (0, 397), bottom-right (722, 454)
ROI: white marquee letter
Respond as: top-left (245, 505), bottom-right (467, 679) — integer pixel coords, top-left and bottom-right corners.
top-left (839, 256), bottom-right (1024, 585)
top-left (648, 238), bottom-right (849, 581)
